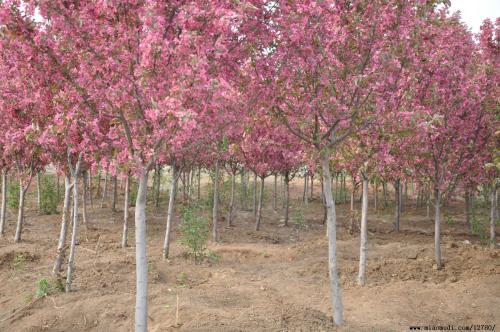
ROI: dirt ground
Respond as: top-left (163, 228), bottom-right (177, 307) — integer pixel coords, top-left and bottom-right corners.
top-left (0, 179), bottom-right (498, 332)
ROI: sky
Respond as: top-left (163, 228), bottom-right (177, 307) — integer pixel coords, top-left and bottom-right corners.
top-left (449, 0), bottom-right (500, 32)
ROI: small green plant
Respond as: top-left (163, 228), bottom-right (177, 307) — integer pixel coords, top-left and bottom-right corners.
top-left (40, 176), bottom-right (60, 215)
top-left (175, 272), bottom-right (189, 288)
top-left (7, 180), bottom-right (20, 210)
top-left (471, 217), bottom-right (487, 240)
top-left (205, 250), bottom-right (220, 263)
top-left (178, 205), bottom-right (209, 264)
top-left (444, 212), bottom-right (455, 226)
top-left (34, 278), bottom-right (64, 299)
top-left (12, 253), bottom-right (27, 270)
top-left (292, 208), bottom-right (306, 228)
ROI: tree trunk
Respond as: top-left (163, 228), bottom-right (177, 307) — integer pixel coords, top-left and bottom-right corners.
top-left (394, 180), bottom-right (401, 232)
top-left (135, 168), bottom-right (149, 332)
top-left (255, 176), bottom-right (265, 231)
top-left (374, 180), bottom-right (378, 211)
top-left (273, 174), bottom-right (277, 211)
top-left (252, 172), bottom-right (257, 215)
top-left (14, 179), bottom-right (28, 243)
top-left (228, 172), bottom-right (236, 227)
top-left (100, 169), bottom-right (108, 208)
top-left (95, 168), bottom-right (101, 198)
top-left (197, 167), bottom-right (201, 201)
top-left (36, 172), bottom-right (42, 211)
top-left (334, 174), bottom-right (339, 202)
top-left (57, 174), bottom-right (60, 199)
top-left (111, 175), bottom-right (118, 212)
top-left (88, 170), bottom-right (93, 208)
top-left (241, 171), bottom-right (247, 210)
top-left (65, 155), bottom-right (82, 292)
top-left (350, 182), bottom-right (355, 212)
top-left (212, 161), bottom-right (220, 242)
top-left (426, 188), bottom-right (431, 219)
top-left (182, 170), bottom-right (187, 202)
top-left (82, 172), bottom-right (88, 225)
top-left (154, 164), bottom-right (161, 208)
top-left (188, 168), bottom-right (194, 204)
top-left (122, 175), bottom-right (130, 248)
top-left (434, 188), bottom-right (442, 268)
top-left (0, 170), bottom-right (7, 236)
top-left (490, 184), bottom-right (497, 249)
top-left (465, 190), bottom-right (471, 235)
top-left (284, 173), bottom-right (290, 226)
top-left (53, 174), bottom-right (72, 276)
top-left (303, 175), bottom-right (309, 205)
top-left (342, 173), bottom-right (347, 204)
top-left (358, 176), bottom-right (369, 286)
top-left (282, 175), bottom-right (286, 209)
top-left (321, 175), bottom-right (327, 224)
top-left (383, 182), bottom-right (388, 208)
top-left (310, 174), bottom-right (314, 200)
top-left (163, 163), bottom-right (178, 259)
top-left (320, 154), bottom-right (344, 326)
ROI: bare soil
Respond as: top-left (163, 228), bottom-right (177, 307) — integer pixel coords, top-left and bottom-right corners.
top-left (0, 180), bottom-right (498, 331)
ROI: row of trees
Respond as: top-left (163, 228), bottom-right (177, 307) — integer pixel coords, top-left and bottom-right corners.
top-left (0, 1), bottom-right (498, 330)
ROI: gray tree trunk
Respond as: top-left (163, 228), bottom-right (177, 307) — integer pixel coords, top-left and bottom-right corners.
top-left (310, 174), bottom-right (314, 200)
top-left (282, 175), bottom-right (286, 209)
top-left (100, 169), bottom-right (108, 208)
top-left (273, 174), bottom-right (277, 211)
top-left (383, 182), bottom-right (388, 208)
top-left (65, 154), bottom-right (82, 292)
top-left (303, 175), bottom-right (309, 205)
top-left (434, 188), bottom-right (442, 269)
top-left (36, 172), bottom-right (42, 211)
top-left (163, 163), bottom-right (178, 259)
top-left (122, 175), bottom-right (130, 248)
top-left (88, 170), bottom-right (93, 208)
top-left (426, 191), bottom-right (431, 219)
top-left (53, 174), bottom-right (72, 276)
top-left (135, 168), bottom-right (149, 332)
top-left (255, 177), bottom-right (265, 231)
top-left (241, 172), bottom-right (247, 210)
top-left (154, 164), bottom-right (161, 208)
top-left (465, 190), bottom-right (471, 235)
top-left (212, 161), bottom-right (220, 242)
top-left (490, 185), bottom-right (497, 249)
top-left (82, 172), bottom-right (88, 224)
top-left (14, 179), bottom-right (28, 243)
top-left (228, 172), bottom-right (235, 227)
top-left (95, 168), bottom-right (101, 198)
top-left (358, 176), bottom-right (369, 286)
top-left (111, 175), bottom-right (118, 212)
top-left (283, 173), bottom-right (290, 226)
top-left (252, 173), bottom-right (257, 215)
top-left (394, 180), bottom-right (401, 232)
top-left (197, 167), bottom-right (201, 201)
top-left (0, 170), bottom-right (7, 236)
top-left (320, 154), bottom-right (343, 326)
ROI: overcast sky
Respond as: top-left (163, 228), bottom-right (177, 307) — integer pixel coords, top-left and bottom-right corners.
top-left (449, 0), bottom-right (500, 32)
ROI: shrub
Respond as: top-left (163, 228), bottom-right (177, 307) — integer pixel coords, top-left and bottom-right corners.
top-left (40, 176), bottom-right (60, 215)
top-left (292, 208), bottom-right (306, 228)
top-left (444, 212), bottom-right (455, 226)
top-left (178, 205), bottom-right (209, 264)
top-left (34, 278), bottom-right (63, 298)
top-left (471, 217), bottom-right (487, 240)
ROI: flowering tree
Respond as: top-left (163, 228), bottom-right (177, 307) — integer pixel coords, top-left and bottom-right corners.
top-left (240, 0), bottom-right (431, 324)
top-left (411, 13), bottom-right (494, 268)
